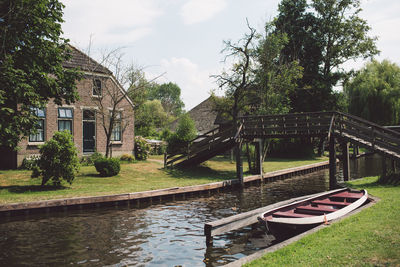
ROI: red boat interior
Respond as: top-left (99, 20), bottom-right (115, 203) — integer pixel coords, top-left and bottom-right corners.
top-left (266, 190), bottom-right (364, 219)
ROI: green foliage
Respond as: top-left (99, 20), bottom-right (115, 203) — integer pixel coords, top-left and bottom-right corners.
top-left (120, 154), bottom-right (134, 162)
top-left (345, 60), bottom-right (400, 125)
top-left (148, 82), bottom-right (185, 116)
top-left (213, 21), bottom-right (302, 124)
top-left (135, 100), bottom-right (172, 137)
top-left (134, 136), bottom-right (151, 160)
top-left (37, 131), bottom-right (79, 186)
top-left (275, 0), bottom-right (378, 112)
top-left (20, 155), bottom-right (40, 170)
top-left (175, 113), bottom-right (197, 142)
top-left (94, 158), bottom-right (121, 177)
top-left (0, 0), bottom-right (81, 149)
top-left (159, 128), bottom-right (173, 141)
top-left (126, 68), bottom-right (151, 109)
top-left (256, 23), bottom-right (303, 115)
top-left (80, 151), bottom-right (104, 166)
top-left (167, 114), bottom-right (197, 154)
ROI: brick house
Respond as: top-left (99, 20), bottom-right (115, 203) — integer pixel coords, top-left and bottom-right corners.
top-left (1, 46), bottom-right (135, 168)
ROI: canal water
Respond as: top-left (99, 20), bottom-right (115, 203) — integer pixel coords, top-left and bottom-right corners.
top-left (0, 155), bottom-right (383, 266)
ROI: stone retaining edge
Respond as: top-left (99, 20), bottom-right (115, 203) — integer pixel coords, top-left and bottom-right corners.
top-left (0, 160), bottom-right (332, 215)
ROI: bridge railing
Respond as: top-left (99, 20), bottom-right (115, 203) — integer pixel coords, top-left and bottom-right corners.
top-left (239, 111), bottom-right (334, 138)
top-left (165, 126), bottom-right (236, 167)
top-left (334, 112), bottom-right (400, 156)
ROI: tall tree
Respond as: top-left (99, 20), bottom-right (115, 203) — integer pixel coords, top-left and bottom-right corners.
top-left (212, 21), bottom-right (258, 126)
top-left (256, 23), bottom-right (303, 115)
top-left (148, 82), bottom-right (185, 117)
top-left (0, 0), bottom-right (81, 149)
top-left (275, 0), bottom-right (379, 112)
top-left (345, 60), bottom-right (400, 126)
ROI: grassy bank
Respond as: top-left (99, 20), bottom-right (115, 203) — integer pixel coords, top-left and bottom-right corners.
top-left (246, 176), bottom-right (400, 266)
top-left (0, 156), bottom-right (326, 204)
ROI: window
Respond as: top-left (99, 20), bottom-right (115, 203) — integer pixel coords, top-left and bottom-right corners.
top-left (58, 108), bottom-right (73, 132)
top-left (93, 79), bottom-right (102, 96)
top-left (111, 112), bottom-right (122, 141)
top-left (83, 109), bottom-right (95, 121)
top-left (29, 108), bottom-right (46, 142)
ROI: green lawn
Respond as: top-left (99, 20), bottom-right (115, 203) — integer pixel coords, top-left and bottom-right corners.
top-left (0, 155), bottom-right (327, 204)
top-left (246, 176), bottom-right (400, 267)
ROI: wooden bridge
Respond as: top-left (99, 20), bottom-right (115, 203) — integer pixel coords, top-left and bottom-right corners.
top-left (165, 111), bottom-right (400, 188)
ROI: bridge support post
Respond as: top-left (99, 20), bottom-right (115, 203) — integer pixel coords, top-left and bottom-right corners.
top-left (391, 159), bottom-right (397, 173)
top-left (382, 156), bottom-right (387, 177)
top-left (341, 142), bottom-right (350, 181)
top-left (329, 135), bottom-right (337, 189)
top-left (236, 143), bottom-right (244, 185)
top-left (255, 139), bottom-right (263, 177)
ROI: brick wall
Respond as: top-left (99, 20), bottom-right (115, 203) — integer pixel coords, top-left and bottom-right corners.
top-left (16, 74), bottom-right (135, 166)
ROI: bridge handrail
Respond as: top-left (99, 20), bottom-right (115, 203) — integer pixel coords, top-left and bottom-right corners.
top-left (327, 114), bottom-right (336, 142)
top-left (238, 111), bottom-right (334, 119)
top-left (335, 111), bottom-right (400, 138)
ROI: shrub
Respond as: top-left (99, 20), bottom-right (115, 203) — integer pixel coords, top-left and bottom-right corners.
top-left (94, 158), bottom-right (121, 177)
top-left (135, 136), bottom-right (151, 160)
top-left (120, 154), bottom-right (134, 162)
top-left (80, 151), bottom-right (103, 166)
top-left (20, 155), bottom-right (40, 170)
top-left (167, 113), bottom-right (197, 154)
top-left (37, 131), bottom-right (79, 186)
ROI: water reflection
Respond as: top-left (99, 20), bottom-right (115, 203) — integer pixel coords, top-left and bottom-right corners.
top-left (0, 155), bottom-right (382, 266)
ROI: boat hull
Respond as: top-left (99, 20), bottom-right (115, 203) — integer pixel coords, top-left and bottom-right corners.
top-left (258, 188), bottom-right (368, 238)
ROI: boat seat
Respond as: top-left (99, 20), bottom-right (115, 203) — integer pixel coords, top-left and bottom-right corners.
top-left (330, 191), bottom-right (363, 199)
top-left (312, 199), bottom-right (351, 207)
top-left (295, 204), bottom-right (338, 214)
top-left (272, 211), bottom-right (314, 218)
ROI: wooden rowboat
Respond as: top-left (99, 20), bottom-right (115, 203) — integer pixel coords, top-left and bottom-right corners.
top-left (258, 188), bottom-right (368, 237)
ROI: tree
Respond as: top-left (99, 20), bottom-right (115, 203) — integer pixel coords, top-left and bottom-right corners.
top-left (256, 23), bottom-right (303, 115)
top-left (0, 0), bottom-right (81, 149)
top-left (148, 82), bottom-right (185, 116)
top-left (212, 21), bottom-right (258, 126)
top-left (125, 66), bottom-right (150, 109)
top-left (274, 0), bottom-right (324, 112)
top-left (86, 48), bottom-right (134, 158)
top-left (345, 60), bottom-right (400, 125)
top-left (275, 0), bottom-right (379, 112)
top-left (135, 99), bottom-right (171, 137)
top-left (167, 113), bottom-right (197, 154)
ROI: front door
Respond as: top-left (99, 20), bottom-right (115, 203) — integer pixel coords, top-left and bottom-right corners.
top-left (83, 121), bottom-right (95, 153)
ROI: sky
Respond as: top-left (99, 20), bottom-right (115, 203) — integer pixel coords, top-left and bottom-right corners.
top-left (61, 0), bottom-right (400, 111)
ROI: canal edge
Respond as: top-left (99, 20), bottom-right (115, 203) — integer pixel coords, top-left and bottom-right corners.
top-left (0, 160), bottom-right (334, 216)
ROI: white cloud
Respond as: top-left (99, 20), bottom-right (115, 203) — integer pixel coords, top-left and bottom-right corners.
top-left (180, 0), bottom-right (227, 25)
top-left (62, 0), bottom-right (162, 47)
top-left (146, 57), bottom-right (221, 110)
